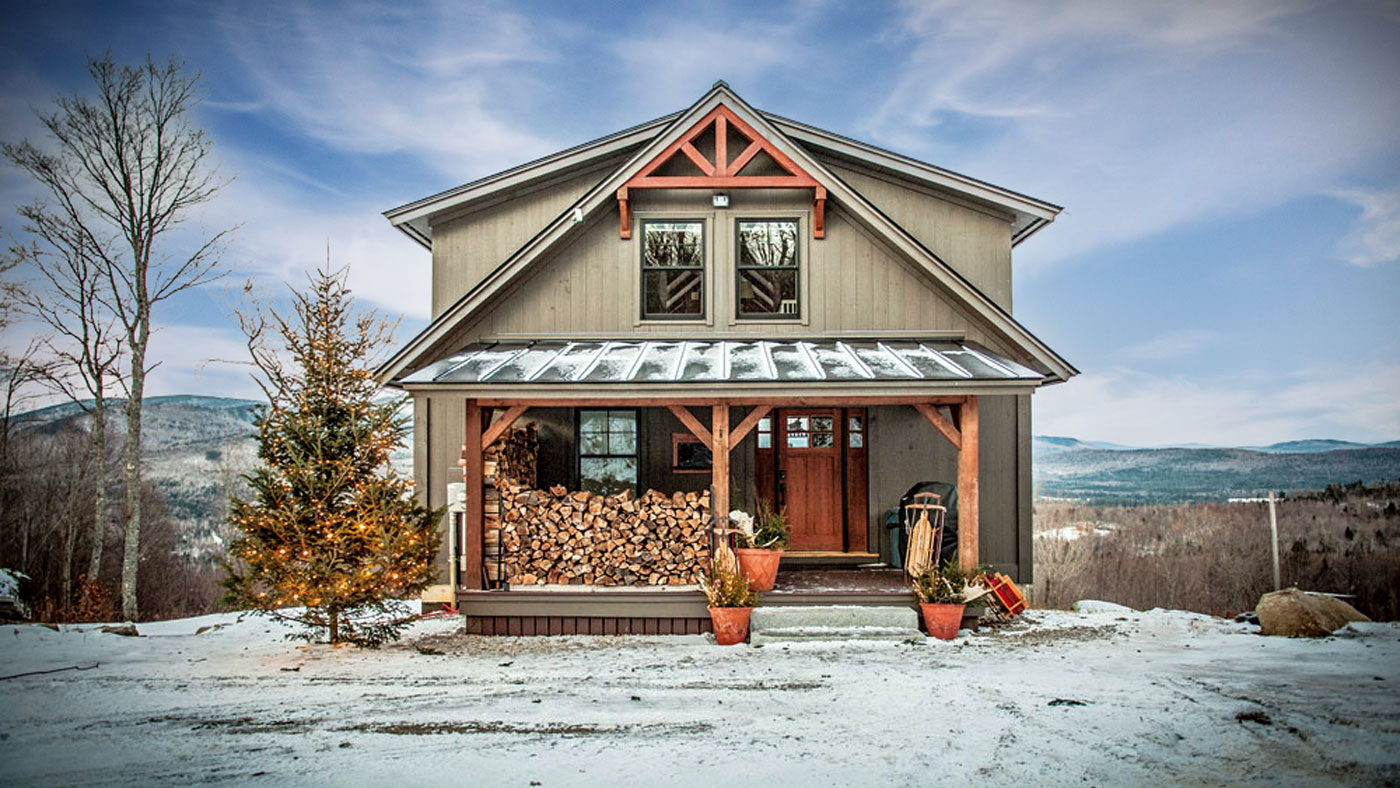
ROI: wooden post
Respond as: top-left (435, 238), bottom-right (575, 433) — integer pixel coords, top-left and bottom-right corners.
top-left (463, 401), bottom-right (485, 590)
top-left (1268, 490), bottom-right (1281, 591)
top-left (711, 404), bottom-right (731, 519)
top-left (956, 396), bottom-right (979, 573)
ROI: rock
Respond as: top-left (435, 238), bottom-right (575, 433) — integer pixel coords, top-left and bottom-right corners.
top-left (1256, 588), bottom-right (1370, 637)
top-left (100, 623), bottom-right (140, 637)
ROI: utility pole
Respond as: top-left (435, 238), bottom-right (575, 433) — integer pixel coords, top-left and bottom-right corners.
top-left (1268, 490), bottom-right (1281, 591)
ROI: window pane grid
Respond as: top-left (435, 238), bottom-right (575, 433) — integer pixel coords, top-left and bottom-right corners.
top-left (642, 220), bottom-right (704, 319)
top-left (737, 219), bottom-right (799, 318)
top-left (579, 409), bottom-right (638, 496)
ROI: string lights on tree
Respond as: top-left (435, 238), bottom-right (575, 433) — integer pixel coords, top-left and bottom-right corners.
top-left (221, 267), bottom-right (441, 646)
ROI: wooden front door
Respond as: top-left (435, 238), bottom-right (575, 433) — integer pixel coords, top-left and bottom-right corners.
top-left (778, 409), bottom-right (843, 551)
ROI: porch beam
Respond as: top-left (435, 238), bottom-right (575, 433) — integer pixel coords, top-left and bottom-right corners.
top-left (667, 405), bottom-right (714, 446)
top-left (463, 401), bottom-right (486, 590)
top-left (913, 403), bottom-right (961, 450)
top-left (481, 404), bottom-right (530, 450)
top-left (957, 396), bottom-right (979, 573)
top-left (712, 405), bottom-right (731, 518)
top-left (478, 395), bottom-right (974, 408)
top-left (727, 404), bottom-right (772, 449)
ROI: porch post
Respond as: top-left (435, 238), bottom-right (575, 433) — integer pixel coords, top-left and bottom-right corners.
top-left (463, 400), bottom-right (485, 590)
top-left (957, 396), bottom-right (980, 573)
top-left (711, 404), bottom-right (730, 519)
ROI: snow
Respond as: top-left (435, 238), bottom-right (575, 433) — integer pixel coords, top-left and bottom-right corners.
top-left (3, 606), bottom-right (1398, 785)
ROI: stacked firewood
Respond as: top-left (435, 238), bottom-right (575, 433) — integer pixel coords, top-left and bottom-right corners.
top-left (498, 482), bottom-right (709, 586)
top-left (488, 423), bottom-right (538, 488)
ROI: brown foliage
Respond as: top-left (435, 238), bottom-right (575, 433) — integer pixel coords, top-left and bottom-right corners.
top-left (1033, 487), bottom-right (1400, 620)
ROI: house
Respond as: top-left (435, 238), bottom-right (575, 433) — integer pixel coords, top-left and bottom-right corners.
top-left (377, 82), bottom-right (1076, 634)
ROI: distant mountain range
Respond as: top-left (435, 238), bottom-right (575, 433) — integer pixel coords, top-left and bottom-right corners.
top-left (12, 398), bottom-right (1400, 534)
top-left (1033, 436), bottom-right (1400, 504)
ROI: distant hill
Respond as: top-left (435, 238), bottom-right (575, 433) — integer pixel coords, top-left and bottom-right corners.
top-left (12, 395), bottom-right (411, 560)
top-left (1034, 438), bottom-right (1400, 504)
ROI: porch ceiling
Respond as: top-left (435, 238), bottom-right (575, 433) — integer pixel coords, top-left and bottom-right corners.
top-left (400, 338), bottom-right (1045, 387)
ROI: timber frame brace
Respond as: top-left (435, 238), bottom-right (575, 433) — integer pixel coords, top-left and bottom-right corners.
top-left (617, 104), bottom-right (826, 240)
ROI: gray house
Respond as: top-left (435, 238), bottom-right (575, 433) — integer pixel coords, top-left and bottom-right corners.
top-left (377, 83), bottom-right (1075, 634)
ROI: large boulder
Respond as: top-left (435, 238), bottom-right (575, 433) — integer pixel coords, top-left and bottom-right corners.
top-left (1256, 588), bottom-right (1370, 637)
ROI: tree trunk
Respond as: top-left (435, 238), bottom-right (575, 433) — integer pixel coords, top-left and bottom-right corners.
top-left (87, 397), bottom-right (107, 582)
top-left (329, 609), bottom-right (340, 644)
top-left (120, 342), bottom-right (145, 622)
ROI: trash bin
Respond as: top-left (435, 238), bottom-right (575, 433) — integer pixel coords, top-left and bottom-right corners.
top-left (885, 481), bottom-right (959, 570)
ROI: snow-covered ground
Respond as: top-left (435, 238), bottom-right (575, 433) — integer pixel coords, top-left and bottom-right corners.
top-left (2, 605), bottom-right (1398, 786)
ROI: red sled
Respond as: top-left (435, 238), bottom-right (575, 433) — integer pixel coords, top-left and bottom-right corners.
top-left (985, 573), bottom-right (1027, 617)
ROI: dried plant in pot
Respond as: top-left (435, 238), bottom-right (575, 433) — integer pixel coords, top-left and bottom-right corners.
top-left (700, 558), bottom-right (758, 645)
top-left (732, 501), bottom-right (790, 592)
top-left (911, 561), bottom-right (968, 640)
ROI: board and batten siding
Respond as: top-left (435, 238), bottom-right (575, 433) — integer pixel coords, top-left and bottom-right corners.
top-left (435, 188), bottom-right (1027, 366)
top-left (866, 396), bottom-right (1031, 582)
top-left (429, 162), bottom-right (620, 319)
top-left (821, 160), bottom-right (1016, 311)
top-left (414, 391), bottom-right (467, 585)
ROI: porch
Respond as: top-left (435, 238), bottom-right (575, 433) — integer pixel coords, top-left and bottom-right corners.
top-left (403, 337), bottom-right (1039, 630)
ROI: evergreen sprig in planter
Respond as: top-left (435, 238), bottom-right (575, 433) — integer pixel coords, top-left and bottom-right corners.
top-left (731, 502), bottom-right (790, 592)
top-left (911, 561), bottom-right (968, 640)
top-left (701, 558), bottom-right (758, 645)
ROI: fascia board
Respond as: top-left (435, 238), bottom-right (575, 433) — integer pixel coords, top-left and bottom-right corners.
top-left (382, 113), bottom-right (677, 232)
top-left (767, 113), bottom-right (1062, 222)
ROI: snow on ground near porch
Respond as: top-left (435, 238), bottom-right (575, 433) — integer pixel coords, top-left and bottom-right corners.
top-left (2, 606), bottom-right (1398, 786)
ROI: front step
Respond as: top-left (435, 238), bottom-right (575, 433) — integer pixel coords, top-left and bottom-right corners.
top-left (749, 605), bottom-right (923, 644)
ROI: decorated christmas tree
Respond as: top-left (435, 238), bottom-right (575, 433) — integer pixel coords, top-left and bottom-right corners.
top-left (222, 268), bottom-right (441, 646)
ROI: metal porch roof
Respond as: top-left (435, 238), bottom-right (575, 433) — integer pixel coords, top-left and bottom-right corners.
top-left (400, 339), bottom-right (1045, 386)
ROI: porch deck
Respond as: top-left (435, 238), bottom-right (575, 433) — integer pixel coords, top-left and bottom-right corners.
top-left (458, 565), bottom-right (917, 635)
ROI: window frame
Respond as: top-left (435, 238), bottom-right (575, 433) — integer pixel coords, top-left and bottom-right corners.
top-left (575, 408), bottom-right (640, 496)
top-left (639, 217), bottom-right (708, 322)
top-left (671, 432), bottom-right (713, 474)
top-left (734, 215), bottom-right (804, 321)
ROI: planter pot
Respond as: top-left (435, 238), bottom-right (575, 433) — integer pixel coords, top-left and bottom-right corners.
top-left (735, 548), bottom-right (782, 592)
top-left (708, 606), bottom-right (753, 645)
top-left (920, 602), bottom-right (966, 640)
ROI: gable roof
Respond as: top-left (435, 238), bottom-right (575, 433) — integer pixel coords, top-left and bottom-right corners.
top-left (377, 83), bottom-right (1077, 386)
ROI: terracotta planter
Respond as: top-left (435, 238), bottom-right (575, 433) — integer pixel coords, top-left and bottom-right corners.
top-left (735, 548), bottom-right (782, 592)
top-left (708, 606), bottom-right (753, 645)
top-left (920, 602), bottom-right (966, 640)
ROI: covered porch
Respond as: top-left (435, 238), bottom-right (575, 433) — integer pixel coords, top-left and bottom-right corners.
top-left (401, 338), bottom-right (1041, 632)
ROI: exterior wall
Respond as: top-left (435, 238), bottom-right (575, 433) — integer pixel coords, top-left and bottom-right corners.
top-left (820, 160), bottom-right (1016, 310)
top-left (440, 188), bottom-right (1024, 363)
top-left (414, 391), bottom-right (467, 585)
top-left (866, 396), bottom-right (1031, 582)
top-left (429, 163), bottom-right (617, 318)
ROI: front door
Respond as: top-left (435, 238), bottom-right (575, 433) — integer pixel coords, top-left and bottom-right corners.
top-left (778, 409), bottom-right (843, 551)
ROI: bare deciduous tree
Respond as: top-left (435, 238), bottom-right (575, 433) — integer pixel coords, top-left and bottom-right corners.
top-left (3, 53), bottom-right (233, 620)
top-left (7, 218), bottom-right (125, 600)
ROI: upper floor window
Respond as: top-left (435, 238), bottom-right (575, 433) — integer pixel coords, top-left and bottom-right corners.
top-left (641, 220), bottom-right (705, 320)
top-left (737, 219), bottom-right (799, 318)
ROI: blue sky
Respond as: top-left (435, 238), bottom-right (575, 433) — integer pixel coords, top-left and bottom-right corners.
top-left (2, 0), bottom-right (1397, 446)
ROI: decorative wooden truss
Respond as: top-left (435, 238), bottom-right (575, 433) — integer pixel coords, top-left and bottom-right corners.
top-left (618, 105), bottom-right (826, 239)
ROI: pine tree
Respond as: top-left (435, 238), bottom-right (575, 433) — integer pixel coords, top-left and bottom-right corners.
top-left (223, 268), bottom-right (440, 646)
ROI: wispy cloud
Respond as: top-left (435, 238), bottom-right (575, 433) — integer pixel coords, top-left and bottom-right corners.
top-left (1118, 329), bottom-right (1217, 362)
top-left (1333, 185), bottom-right (1400, 267)
top-left (212, 0), bottom-right (562, 176)
top-left (1035, 364), bottom-right (1400, 446)
top-left (872, 0), bottom-right (1400, 270)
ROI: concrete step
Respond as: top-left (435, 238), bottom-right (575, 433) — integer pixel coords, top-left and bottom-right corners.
top-left (748, 605), bottom-right (923, 644)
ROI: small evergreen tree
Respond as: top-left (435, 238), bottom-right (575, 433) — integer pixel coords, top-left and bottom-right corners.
top-left (223, 268), bottom-right (440, 646)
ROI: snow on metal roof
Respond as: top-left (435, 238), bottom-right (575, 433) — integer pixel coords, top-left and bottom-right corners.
top-left (401, 339), bottom-right (1044, 386)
